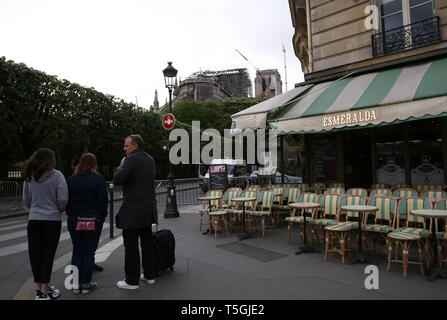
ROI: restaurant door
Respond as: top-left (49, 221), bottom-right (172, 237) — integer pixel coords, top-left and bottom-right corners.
top-left (343, 133), bottom-right (372, 189)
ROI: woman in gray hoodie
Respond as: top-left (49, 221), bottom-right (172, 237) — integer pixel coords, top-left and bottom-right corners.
top-left (22, 148), bottom-right (68, 300)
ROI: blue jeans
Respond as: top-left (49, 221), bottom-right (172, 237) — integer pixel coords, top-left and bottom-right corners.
top-left (69, 219), bottom-right (103, 287)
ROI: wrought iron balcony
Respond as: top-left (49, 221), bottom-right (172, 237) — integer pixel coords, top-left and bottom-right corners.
top-left (372, 16), bottom-right (441, 57)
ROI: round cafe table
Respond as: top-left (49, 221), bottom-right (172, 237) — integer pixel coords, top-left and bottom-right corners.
top-left (410, 209), bottom-right (447, 281)
top-left (341, 205), bottom-right (378, 264)
top-left (198, 195), bottom-right (222, 235)
top-left (232, 197), bottom-right (257, 241)
top-left (289, 202), bottom-right (320, 255)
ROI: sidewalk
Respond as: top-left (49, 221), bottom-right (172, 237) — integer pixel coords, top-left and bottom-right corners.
top-left (14, 204), bottom-right (447, 300)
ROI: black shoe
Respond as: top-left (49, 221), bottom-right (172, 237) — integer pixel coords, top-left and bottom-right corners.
top-left (93, 263), bottom-right (104, 272)
top-left (81, 282), bottom-right (97, 295)
top-left (47, 286), bottom-right (60, 299)
top-left (35, 290), bottom-right (50, 301)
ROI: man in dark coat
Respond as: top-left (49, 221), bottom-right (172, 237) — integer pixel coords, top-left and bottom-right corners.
top-left (113, 134), bottom-right (157, 290)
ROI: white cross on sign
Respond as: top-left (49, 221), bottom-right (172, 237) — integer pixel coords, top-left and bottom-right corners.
top-left (162, 113), bottom-right (175, 130)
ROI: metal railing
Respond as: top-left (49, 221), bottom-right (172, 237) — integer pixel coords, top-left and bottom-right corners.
top-left (0, 181), bottom-right (22, 202)
top-left (107, 178), bottom-right (204, 238)
top-left (372, 16), bottom-right (441, 57)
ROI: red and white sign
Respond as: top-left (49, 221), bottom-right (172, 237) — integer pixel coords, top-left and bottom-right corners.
top-left (162, 113), bottom-right (175, 130)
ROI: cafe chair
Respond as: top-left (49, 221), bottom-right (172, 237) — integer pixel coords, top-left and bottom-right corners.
top-left (310, 194), bottom-right (342, 244)
top-left (392, 188), bottom-right (419, 200)
top-left (371, 183), bottom-right (390, 190)
top-left (386, 197), bottom-right (432, 278)
top-left (434, 200), bottom-right (447, 266)
top-left (328, 182), bottom-right (345, 188)
top-left (346, 188), bottom-right (368, 197)
top-left (369, 188), bottom-right (392, 197)
top-left (296, 183), bottom-right (310, 193)
top-left (246, 185), bottom-right (261, 192)
top-left (220, 188), bottom-right (242, 232)
top-left (272, 187), bottom-right (300, 226)
top-left (246, 191), bottom-right (275, 237)
top-left (392, 183), bottom-right (410, 189)
top-left (413, 184), bottom-right (445, 193)
top-left (324, 187), bottom-right (345, 195)
top-left (323, 195), bottom-right (366, 264)
top-left (226, 190), bottom-right (257, 232)
top-left (285, 192), bottom-right (318, 244)
top-left (420, 190), bottom-right (447, 202)
top-left (363, 196), bottom-right (398, 254)
top-left (310, 182), bottom-right (327, 194)
top-left (199, 190), bottom-right (222, 232)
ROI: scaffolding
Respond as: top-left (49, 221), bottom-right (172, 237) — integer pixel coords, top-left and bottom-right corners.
top-left (188, 68), bottom-right (253, 98)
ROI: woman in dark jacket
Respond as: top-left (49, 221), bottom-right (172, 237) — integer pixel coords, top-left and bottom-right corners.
top-left (66, 153), bottom-right (108, 294)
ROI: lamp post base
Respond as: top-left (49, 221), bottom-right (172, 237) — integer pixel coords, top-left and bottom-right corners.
top-left (164, 185), bottom-right (179, 218)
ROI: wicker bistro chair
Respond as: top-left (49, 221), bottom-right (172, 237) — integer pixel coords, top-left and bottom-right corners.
top-left (220, 188), bottom-right (242, 232)
top-left (386, 197), bottom-right (433, 278)
top-left (328, 182), bottom-right (345, 188)
top-left (310, 194), bottom-right (342, 244)
top-left (323, 195), bottom-right (367, 264)
top-left (346, 188), bottom-right (368, 197)
top-left (434, 200), bottom-right (447, 266)
top-left (310, 182), bottom-right (327, 194)
top-left (220, 187), bottom-right (243, 209)
top-left (371, 183), bottom-right (390, 189)
top-left (225, 190), bottom-right (257, 232)
top-left (199, 190), bottom-right (223, 232)
top-left (324, 187), bottom-right (345, 195)
top-left (363, 196), bottom-right (398, 253)
top-left (420, 190), bottom-right (447, 202)
top-left (285, 192), bottom-right (319, 244)
top-left (369, 188), bottom-right (392, 197)
top-left (272, 187), bottom-right (300, 226)
top-left (246, 191), bottom-right (276, 237)
top-left (413, 184), bottom-right (446, 193)
top-left (392, 188), bottom-right (419, 199)
top-left (296, 183), bottom-right (310, 193)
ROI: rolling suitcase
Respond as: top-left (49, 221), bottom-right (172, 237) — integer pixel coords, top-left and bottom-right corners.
top-left (154, 229), bottom-right (175, 273)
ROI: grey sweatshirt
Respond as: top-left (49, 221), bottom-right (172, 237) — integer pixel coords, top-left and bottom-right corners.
top-left (23, 169), bottom-right (69, 221)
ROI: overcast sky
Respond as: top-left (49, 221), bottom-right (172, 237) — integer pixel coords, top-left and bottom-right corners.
top-left (1, 0), bottom-right (304, 109)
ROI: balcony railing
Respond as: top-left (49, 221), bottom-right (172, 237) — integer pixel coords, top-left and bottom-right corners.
top-left (372, 16), bottom-right (441, 57)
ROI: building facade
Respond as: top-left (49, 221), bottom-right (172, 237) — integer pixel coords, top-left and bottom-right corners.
top-left (254, 69), bottom-right (283, 99)
top-left (232, 0), bottom-right (447, 189)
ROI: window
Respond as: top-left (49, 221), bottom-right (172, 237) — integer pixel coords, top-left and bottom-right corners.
top-left (373, 0), bottom-right (439, 56)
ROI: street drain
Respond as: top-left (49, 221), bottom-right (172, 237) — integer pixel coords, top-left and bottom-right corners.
top-left (216, 242), bottom-right (287, 262)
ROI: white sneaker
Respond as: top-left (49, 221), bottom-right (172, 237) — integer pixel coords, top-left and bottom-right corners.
top-left (116, 280), bottom-right (139, 290)
top-left (140, 274), bottom-right (155, 284)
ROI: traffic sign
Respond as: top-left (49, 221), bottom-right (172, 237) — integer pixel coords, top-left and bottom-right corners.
top-left (162, 113), bottom-right (175, 130)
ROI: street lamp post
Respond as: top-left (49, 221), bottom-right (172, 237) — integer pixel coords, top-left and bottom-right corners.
top-left (81, 111), bottom-right (90, 153)
top-left (163, 62), bottom-right (179, 218)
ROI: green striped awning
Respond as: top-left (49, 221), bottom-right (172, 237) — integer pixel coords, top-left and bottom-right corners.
top-left (268, 57), bottom-right (447, 134)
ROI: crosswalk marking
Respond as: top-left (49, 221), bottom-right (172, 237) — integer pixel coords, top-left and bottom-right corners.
top-left (0, 222), bottom-right (29, 233)
top-left (0, 223), bottom-right (110, 257)
top-left (94, 236), bottom-right (123, 263)
top-left (0, 222), bottom-right (68, 242)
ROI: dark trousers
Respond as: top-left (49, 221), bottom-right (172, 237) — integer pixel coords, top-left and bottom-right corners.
top-left (122, 227), bottom-right (156, 285)
top-left (27, 220), bottom-right (61, 284)
top-left (69, 219), bottom-right (103, 286)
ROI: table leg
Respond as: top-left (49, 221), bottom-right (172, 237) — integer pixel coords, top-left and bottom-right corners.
top-left (427, 223), bottom-right (447, 281)
top-left (239, 204), bottom-right (252, 241)
top-left (202, 200), bottom-right (212, 235)
top-left (295, 209), bottom-right (318, 255)
top-left (350, 212), bottom-right (371, 264)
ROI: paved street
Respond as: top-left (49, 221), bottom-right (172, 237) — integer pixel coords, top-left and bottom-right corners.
top-left (1, 203), bottom-right (447, 302)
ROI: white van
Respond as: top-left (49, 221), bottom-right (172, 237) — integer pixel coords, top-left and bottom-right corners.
top-left (199, 159), bottom-right (249, 193)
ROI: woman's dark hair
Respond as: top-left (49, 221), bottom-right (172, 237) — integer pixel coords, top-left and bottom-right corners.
top-left (74, 153), bottom-right (97, 175)
top-left (20, 148), bottom-right (56, 182)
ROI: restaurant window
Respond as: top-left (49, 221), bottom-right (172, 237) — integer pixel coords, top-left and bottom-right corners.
top-left (283, 135), bottom-right (305, 182)
top-left (408, 119), bottom-right (444, 185)
top-left (375, 127), bottom-right (405, 186)
top-left (311, 136), bottom-right (336, 183)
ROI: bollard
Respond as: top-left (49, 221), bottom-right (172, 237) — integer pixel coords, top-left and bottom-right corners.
top-left (109, 183), bottom-right (114, 239)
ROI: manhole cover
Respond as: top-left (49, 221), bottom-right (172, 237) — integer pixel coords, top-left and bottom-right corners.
top-left (216, 242), bottom-right (287, 262)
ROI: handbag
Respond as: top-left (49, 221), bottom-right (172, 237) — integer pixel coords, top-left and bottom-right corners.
top-left (75, 217), bottom-right (97, 231)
